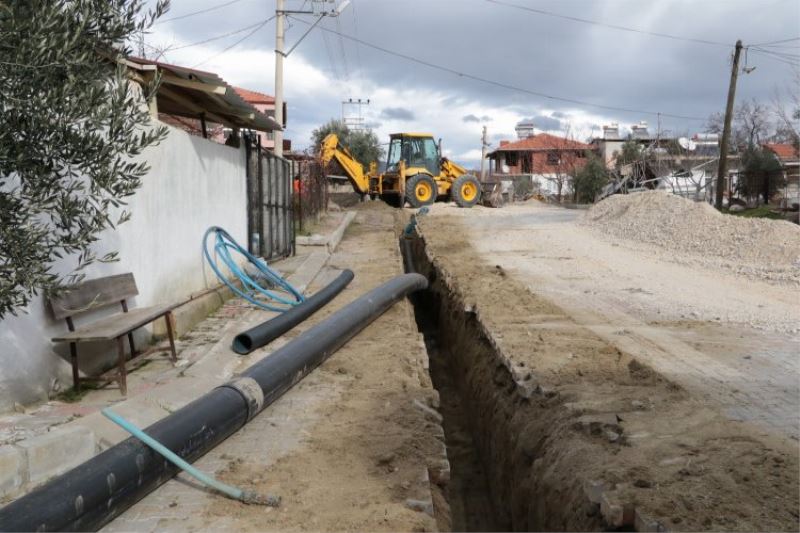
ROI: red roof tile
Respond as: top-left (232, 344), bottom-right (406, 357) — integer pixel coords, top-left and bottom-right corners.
top-left (234, 86), bottom-right (275, 104)
top-left (490, 133), bottom-right (591, 154)
top-left (762, 143), bottom-right (799, 161)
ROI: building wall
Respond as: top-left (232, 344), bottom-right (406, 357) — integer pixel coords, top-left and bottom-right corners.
top-left (492, 150), bottom-right (588, 175)
top-left (0, 123), bottom-right (248, 412)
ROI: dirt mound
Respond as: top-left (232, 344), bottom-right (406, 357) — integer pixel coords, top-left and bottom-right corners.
top-left (582, 191), bottom-right (800, 284)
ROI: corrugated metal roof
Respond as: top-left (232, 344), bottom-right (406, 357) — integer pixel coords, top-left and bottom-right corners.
top-left (124, 57), bottom-right (282, 132)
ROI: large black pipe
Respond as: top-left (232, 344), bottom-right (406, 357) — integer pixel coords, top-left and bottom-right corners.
top-left (232, 269), bottom-right (354, 354)
top-left (0, 273), bottom-right (428, 532)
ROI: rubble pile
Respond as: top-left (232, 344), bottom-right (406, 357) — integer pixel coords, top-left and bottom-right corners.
top-left (582, 191), bottom-right (800, 284)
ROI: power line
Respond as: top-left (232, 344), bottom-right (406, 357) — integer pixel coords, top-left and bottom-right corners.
top-left (484, 0), bottom-right (731, 48)
top-left (287, 15), bottom-right (707, 121)
top-left (192, 17), bottom-right (273, 68)
top-left (169, 20), bottom-right (270, 51)
top-left (156, 0), bottom-right (249, 25)
top-left (751, 36), bottom-right (800, 47)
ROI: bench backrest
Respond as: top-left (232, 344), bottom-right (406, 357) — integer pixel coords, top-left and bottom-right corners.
top-left (49, 273), bottom-right (138, 320)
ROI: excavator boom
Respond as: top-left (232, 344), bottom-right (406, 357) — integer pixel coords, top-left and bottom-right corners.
top-left (320, 134), bottom-right (369, 195)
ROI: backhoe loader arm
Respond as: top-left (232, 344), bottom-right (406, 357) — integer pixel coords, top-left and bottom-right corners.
top-left (320, 134), bottom-right (369, 195)
top-left (440, 157), bottom-right (468, 180)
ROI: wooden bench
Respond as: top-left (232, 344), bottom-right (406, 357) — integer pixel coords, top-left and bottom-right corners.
top-left (49, 273), bottom-right (178, 395)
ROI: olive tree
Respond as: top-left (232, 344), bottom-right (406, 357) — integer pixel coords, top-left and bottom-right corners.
top-left (311, 119), bottom-right (384, 166)
top-left (0, 0), bottom-right (169, 317)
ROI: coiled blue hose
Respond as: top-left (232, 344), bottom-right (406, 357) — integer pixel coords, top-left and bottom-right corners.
top-left (203, 226), bottom-right (304, 312)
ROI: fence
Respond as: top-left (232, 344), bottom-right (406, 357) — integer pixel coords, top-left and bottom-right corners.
top-left (293, 159), bottom-right (328, 233)
top-left (245, 134), bottom-right (294, 260)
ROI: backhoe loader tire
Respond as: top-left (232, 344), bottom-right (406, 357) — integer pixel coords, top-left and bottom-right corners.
top-left (452, 174), bottom-right (481, 208)
top-left (406, 174), bottom-right (437, 208)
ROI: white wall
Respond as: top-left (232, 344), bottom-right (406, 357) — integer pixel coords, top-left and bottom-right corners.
top-left (0, 123), bottom-right (248, 411)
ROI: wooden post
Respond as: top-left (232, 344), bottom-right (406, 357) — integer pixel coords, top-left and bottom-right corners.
top-left (716, 40), bottom-right (743, 210)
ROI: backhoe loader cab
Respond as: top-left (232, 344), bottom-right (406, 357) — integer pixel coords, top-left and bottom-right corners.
top-left (320, 132), bottom-right (482, 208)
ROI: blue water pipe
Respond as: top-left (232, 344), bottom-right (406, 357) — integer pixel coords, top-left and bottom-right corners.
top-left (203, 226), bottom-right (304, 312)
top-left (101, 408), bottom-right (279, 506)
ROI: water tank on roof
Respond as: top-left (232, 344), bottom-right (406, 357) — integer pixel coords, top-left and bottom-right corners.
top-left (515, 121), bottom-right (536, 139)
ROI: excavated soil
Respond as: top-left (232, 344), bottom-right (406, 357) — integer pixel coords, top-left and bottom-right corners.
top-left (413, 212), bottom-right (800, 532)
top-left (581, 191), bottom-right (800, 285)
top-left (202, 203), bottom-right (447, 531)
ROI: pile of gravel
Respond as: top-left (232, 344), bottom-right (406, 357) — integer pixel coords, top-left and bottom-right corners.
top-left (581, 191), bottom-right (800, 284)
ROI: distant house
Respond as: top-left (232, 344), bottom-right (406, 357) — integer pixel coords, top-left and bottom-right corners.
top-left (232, 87), bottom-right (291, 152)
top-left (762, 143), bottom-right (800, 207)
top-left (589, 122), bottom-right (684, 169)
top-left (488, 133), bottom-right (593, 197)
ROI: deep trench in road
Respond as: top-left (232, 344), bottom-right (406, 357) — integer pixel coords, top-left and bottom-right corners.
top-left (399, 229), bottom-right (610, 532)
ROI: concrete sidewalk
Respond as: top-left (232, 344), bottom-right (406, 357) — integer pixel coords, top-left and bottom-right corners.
top-left (0, 211), bottom-right (356, 503)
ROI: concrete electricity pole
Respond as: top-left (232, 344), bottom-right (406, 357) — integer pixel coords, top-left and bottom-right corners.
top-left (480, 125), bottom-right (488, 180)
top-left (273, 0), bottom-right (286, 158)
top-left (715, 39), bottom-right (743, 210)
top-left (273, 1), bottom-right (350, 159)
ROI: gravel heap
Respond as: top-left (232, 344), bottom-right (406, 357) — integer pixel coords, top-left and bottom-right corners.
top-left (581, 191), bottom-right (800, 284)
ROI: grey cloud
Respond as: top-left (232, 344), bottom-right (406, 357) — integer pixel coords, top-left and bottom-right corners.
top-left (380, 107), bottom-right (415, 121)
top-left (156, 0), bottom-right (798, 160)
top-left (463, 114), bottom-right (492, 123)
top-left (522, 115), bottom-right (562, 131)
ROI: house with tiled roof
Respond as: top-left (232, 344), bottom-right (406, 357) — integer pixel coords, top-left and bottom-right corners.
top-left (230, 86), bottom-right (289, 152)
top-left (488, 132), bottom-right (595, 198)
top-left (762, 142), bottom-right (800, 207)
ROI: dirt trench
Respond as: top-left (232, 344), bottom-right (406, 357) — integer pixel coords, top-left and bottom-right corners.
top-left (402, 225), bottom-right (800, 532)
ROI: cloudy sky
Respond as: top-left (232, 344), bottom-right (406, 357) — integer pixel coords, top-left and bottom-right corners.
top-left (144, 0), bottom-right (800, 166)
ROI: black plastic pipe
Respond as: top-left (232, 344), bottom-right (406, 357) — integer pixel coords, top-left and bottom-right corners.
top-left (232, 269), bottom-right (354, 354)
top-left (0, 273), bottom-right (428, 532)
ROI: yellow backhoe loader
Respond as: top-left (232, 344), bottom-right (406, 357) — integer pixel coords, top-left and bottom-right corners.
top-left (321, 132), bottom-right (483, 208)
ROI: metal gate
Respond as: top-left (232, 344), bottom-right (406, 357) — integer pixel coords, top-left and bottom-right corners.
top-left (245, 134), bottom-right (294, 260)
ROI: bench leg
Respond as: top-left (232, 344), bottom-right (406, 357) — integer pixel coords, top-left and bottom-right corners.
top-left (70, 342), bottom-right (80, 392)
top-left (165, 311), bottom-right (177, 363)
top-left (127, 332), bottom-right (136, 359)
top-left (116, 336), bottom-right (127, 396)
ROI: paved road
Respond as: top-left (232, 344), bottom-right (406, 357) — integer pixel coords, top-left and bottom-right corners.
top-left (448, 202), bottom-right (800, 441)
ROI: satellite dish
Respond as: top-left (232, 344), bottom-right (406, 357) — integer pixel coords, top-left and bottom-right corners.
top-left (678, 137), bottom-right (697, 151)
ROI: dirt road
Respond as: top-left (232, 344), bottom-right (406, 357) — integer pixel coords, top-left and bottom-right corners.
top-left (416, 200), bottom-right (799, 531)
top-left (104, 203), bottom-right (445, 532)
top-left (425, 201), bottom-right (799, 440)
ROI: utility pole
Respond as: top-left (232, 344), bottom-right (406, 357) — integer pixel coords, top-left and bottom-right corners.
top-left (273, 0), bottom-right (285, 158)
top-left (715, 39), bottom-right (743, 210)
top-left (273, 1), bottom-right (350, 158)
top-left (480, 125), bottom-right (489, 180)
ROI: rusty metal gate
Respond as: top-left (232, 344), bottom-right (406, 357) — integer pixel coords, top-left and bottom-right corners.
top-left (245, 133), bottom-right (294, 260)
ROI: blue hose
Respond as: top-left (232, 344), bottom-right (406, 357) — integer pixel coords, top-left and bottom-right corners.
top-left (102, 408), bottom-right (280, 506)
top-left (203, 226), bottom-right (304, 312)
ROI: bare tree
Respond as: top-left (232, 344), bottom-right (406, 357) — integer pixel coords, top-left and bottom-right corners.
top-left (771, 68), bottom-right (800, 146)
top-left (735, 98), bottom-right (771, 148)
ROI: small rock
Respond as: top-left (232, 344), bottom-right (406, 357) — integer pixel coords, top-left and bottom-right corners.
top-left (377, 452), bottom-right (396, 465)
top-left (633, 479), bottom-right (652, 488)
top-left (606, 430), bottom-right (621, 443)
top-left (631, 400), bottom-right (645, 410)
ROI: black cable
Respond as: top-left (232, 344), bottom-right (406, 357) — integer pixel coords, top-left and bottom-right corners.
top-left (484, 0), bottom-right (731, 48)
top-left (156, 0), bottom-right (249, 24)
top-left (193, 17), bottom-right (273, 68)
top-left (170, 20), bottom-right (270, 51)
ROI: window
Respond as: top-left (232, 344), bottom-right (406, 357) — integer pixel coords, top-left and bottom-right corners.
top-left (547, 152), bottom-right (560, 165)
top-left (506, 152), bottom-right (518, 166)
top-left (387, 136), bottom-right (440, 175)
